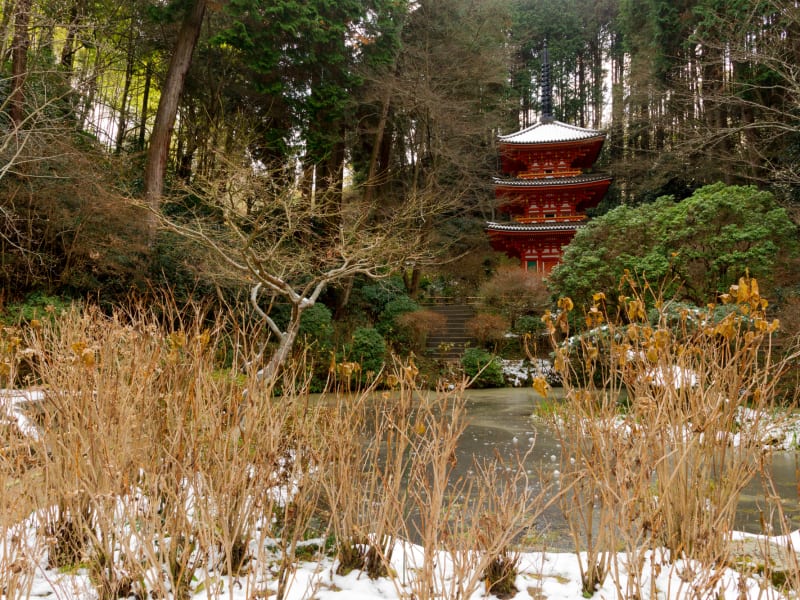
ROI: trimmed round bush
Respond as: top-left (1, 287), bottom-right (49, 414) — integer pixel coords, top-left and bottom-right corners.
top-left (461, 347), bottom-right (505, 388)
top-left (377, 296), bottom-right (420, 352)
top-left (349, 327), bottom-right (387, 376)
top-left (466, 313), bottom-right (509, 348)
top-left (395, 309), bottom-right (446, 354)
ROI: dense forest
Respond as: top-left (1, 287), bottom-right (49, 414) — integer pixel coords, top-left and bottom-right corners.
top-left (1, 0), bottom-right (799, 337)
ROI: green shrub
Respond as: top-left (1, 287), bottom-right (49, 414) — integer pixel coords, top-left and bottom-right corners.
top-left (1, 292), bottom-right (73, 324)
top-left (514, 315), bottom-right (543, 336)
top-left (348, 327), bottom-right (387, 377)
top-left (298, 303), bottom-right (336, 392)
top-left (357, 277), bottom-right (407, 318)
top-left (298, 304), bottom-right (334, 349)
top-left (377, 296), bottom-right (420, 348)
top-left (461, 347), bottom-right (504, 388)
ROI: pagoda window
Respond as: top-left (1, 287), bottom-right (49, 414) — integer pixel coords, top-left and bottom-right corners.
top-left (545, 212), bottom-right (556, 219)
top-left (526, 260), bottom-right (538, 272)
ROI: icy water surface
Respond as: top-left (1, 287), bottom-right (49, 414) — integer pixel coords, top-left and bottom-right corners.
top-left (459, 387), bottom-right (800, 549)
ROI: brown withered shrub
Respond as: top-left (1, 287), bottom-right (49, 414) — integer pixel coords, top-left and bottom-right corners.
top-left (395, 308), bottom-right (446, 353)
top-left (479, 266), bottom-right (549, 328)
top-left (466, 312), bottom-right (509, 349)
top-left (543, 272), bottom-right (800, 598)
top-left (1, 305), bottom-right (553, 600)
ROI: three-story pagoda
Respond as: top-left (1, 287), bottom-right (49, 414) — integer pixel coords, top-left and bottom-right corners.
top-left (486, 44), bottom-right (611, 274)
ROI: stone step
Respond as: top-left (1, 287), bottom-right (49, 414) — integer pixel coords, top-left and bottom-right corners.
top-left (423, 303), bottom-right (478, 359)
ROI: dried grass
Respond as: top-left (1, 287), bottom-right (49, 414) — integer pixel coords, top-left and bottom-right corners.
top-left (1, 301), bottom-right (553, 599)
top-left (542, 273), bottom-right (800, 597)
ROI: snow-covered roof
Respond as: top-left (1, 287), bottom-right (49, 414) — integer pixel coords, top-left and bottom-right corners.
top-left (493, 174), bottom-right (612, 187)
top-left (498, 120), bottom-right (604, 144)
top-left (485, 221), bottom-right (583, 233)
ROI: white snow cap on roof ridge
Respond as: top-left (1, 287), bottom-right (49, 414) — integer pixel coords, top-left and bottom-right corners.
top-left (498, 120), bottom-right (603, 144)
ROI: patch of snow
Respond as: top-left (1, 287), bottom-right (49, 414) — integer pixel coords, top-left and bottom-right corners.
top-left (640, 364), bottom-right (699, 389)
top-left (8, 526), bottom-right (799, 599)
top-left (1, 388), bottom-right (44, 441)
top-left (500, 359), bottom-right (559, 387)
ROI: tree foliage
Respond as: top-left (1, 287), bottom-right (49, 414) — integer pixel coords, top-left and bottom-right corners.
top-left (3, 0), bottom-right (800, 345)
top-left (549, 183), bottom-right (798, 309)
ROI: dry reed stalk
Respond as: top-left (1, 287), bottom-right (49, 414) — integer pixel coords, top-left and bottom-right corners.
top-left (315, 382), bottom-right (376, 576)
top-left (316, 363), bottom-right (421, 582)
top-left (1, 454), bottom-right (41, 598)
top-left (380, 373), bottom-right (554, 600)
top-left (17, 304), bottom-right (330, 598)
top-left (554, 392), bottom-right (618, 595)
top-left (547, 273), bottom-right (800, 598)
top-left (750, 457), bottom-right (800, 596)
top-left (453, 445), bottom-right (556, 600)
top-left (28, 306), bottom-right (198, 596)
top-left (402, 383), bottom-right (468, 600)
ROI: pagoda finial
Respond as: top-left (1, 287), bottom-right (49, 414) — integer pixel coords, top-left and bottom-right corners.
top-left (540, 40), bottom-right (554, 123)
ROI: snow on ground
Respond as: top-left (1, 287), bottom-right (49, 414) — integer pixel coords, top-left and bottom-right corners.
top-left (4, 528), bottom-right (799, 599)
top-left (1, 388), bottom-right (44, 441)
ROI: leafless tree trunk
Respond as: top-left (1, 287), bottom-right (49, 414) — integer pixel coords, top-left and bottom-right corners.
top-left (115, 29), bottom-right (136, 153)
top-left (137, 61), bottom-right (152, 151)
top-left (143, 0), bottom-right (206, 238)
top-left (250, 282), bottom-right (326, 382)
top-left (9, 0), bottom-right (31, 127)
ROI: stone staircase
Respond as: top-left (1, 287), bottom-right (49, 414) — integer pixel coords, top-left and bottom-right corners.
top-left (423, 303), bottom-right (477, 360)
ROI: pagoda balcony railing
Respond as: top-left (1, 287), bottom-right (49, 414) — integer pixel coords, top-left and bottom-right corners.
top-left (516, 168), bottom-right (583, 179)
top-left (515, 214), bottom-right (587, 224)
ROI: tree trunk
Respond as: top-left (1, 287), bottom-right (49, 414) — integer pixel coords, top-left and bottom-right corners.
top-left (78, 49), bottom-right (98, 132)
top-left (138, 61), bottom-right (152, 151)
top-left (362, 87), bottom-right (393, 206)
top-left (115, 30), bottom-right (136, 153)
top-left (9, 0), bottom-right (31, 127)
top-left (258, 305), bottom-right (304, 383)
top-left (143, 0), bottom-right (207, 236)
top-left (0, 0), bottom-right (15, 61)
top-left (60, 0), bottom-right (82, 71)
top-left (403, 266), bottom-right (421, 298)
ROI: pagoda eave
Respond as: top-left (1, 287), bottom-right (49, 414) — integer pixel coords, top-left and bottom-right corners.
top-left (486, 222), bottom-right (580, 266)
top-left (497, 120), bottom-right (604, 145)
top-left (499, 137), bottom-right (606, 175)
top-left (486, 222), bottom-right (582, 234)
top-left (494, 176), bottom-right (612, 216)
top-left (493, 174), bottom-right (612, 192)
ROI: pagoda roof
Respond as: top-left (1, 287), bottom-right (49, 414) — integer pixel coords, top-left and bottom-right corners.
top-left (493, 174), bottom-right (611, 188)
top-left (486, 221), bottom-right (583, 233)
top-left (498, 120), bottom-right (604, 145)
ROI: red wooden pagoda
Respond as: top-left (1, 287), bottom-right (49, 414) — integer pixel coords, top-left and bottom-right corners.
top-left (487, 44), bottom-right (611, 274)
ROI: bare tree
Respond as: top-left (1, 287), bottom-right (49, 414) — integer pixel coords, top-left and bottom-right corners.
top-left (162, 162), bottom-right (447, 381)
top-left (678, 0), bottom-right (800, 189)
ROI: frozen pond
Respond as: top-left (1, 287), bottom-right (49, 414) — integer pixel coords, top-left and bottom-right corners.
top-left (457, 387), bottom-right (800, 550)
